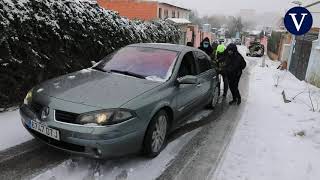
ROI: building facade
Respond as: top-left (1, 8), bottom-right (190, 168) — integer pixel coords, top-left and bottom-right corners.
top-left (97, 0), bottom-right (194, 45)
top-left (97, 0), bottom-right (190, 21)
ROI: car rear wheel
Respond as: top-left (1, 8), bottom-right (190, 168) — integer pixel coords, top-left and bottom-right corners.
top-left (143, 110), bottom-right (168, 158)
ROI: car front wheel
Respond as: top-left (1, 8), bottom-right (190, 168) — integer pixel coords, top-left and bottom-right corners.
top-left (209, 85), bottom-right (220, 109)
top-left (143, 110), bottom-right (168, 158)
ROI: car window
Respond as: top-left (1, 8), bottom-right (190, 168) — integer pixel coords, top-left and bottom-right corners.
top-left (194, 51), bottom-right (212, 73)
top-left (95, 47), bottom-right (178, 82)
top-left (178, 52), bottom-right (197, 78)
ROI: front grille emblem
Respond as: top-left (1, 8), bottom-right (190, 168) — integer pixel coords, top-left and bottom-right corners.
top-left (41, 107), bottom-right (50, 120)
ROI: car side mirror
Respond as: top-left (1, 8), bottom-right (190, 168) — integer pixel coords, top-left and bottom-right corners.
top-left (91, 61), bottom-right (97, 66)
top-left (177, 75), bottom-right (198, 85)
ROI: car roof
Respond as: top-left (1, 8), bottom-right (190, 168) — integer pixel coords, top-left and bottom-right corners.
top-left (128, 43), bottom-right (199, 53)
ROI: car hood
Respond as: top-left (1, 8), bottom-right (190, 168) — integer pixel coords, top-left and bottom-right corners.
top-left (34, 69), bottom-right (161, 108)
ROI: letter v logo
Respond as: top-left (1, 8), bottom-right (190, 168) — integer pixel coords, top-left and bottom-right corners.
top-left (289, 13), bottom-right (308, 31)
top-left (284, 7), bottom-right (313, 35)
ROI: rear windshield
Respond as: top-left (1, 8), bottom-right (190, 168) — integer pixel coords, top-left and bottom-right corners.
top-left (95, 47), bottom-right (178, 82)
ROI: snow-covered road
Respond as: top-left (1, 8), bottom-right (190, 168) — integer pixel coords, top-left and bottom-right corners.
top-left (32, 129), bottom-right (200, 180)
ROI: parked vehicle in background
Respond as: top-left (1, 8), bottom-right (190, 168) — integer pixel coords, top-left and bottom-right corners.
top-left (20, 43), bottom-right (220, 159)
top-left (246, 42), bottom-right (265, 57)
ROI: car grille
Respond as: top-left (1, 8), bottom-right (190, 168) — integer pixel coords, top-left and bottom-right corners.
top-left (55, 110), bottom-right (79, 124)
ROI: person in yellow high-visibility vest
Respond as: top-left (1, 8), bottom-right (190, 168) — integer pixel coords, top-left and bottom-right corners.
top-left (213, 44), bottom-right (228, 97)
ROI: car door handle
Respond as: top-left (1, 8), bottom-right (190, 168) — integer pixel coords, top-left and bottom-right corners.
top-left (197, 83), bottom-right (202, 87)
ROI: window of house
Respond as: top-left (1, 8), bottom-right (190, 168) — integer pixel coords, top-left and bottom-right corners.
top-left (164, 9), bottom-right (168, 18)
top-left (177, 11), bottom-right (180, 18)
top-left (158, 8), bottom-right (162, 19)
top-left (172, 10), bottom-right (176, 18)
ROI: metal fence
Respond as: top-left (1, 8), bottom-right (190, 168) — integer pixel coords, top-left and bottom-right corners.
top-left (289, 32), bottom-right (318, 80)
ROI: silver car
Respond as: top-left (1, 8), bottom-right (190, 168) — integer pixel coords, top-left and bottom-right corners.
top-left (20, 43), bottom-right (220, 158)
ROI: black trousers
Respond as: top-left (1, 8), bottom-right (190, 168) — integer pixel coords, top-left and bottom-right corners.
top-left (228, 73), bottom-right (241, 100)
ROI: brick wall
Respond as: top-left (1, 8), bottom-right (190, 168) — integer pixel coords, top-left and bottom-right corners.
top-left (97, 0), bottom-right (158, 20)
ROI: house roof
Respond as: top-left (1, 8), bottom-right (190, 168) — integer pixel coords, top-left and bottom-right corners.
top-left (158, 2), bottom-right (191, 11)
top-left (305, 1), bottom-right (320, 8)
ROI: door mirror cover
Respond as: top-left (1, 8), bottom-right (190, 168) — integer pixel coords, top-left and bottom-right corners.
top-left (177, 75), bottom-right (198, 85)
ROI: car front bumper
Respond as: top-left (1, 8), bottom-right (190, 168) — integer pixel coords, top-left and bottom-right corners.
top-left (20, 105), bottom-right (146, 159)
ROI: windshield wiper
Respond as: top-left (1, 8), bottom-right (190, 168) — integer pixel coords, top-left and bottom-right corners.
top-left (91, 66), bottom-right (107, 72)
top-left (109, 69), bottom-right (145, 79)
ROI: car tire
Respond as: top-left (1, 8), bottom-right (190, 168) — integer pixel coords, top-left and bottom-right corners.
top-left (143, 110), bottom-right (168, 158)
top-left (208, 85), bottom-right (220, 109)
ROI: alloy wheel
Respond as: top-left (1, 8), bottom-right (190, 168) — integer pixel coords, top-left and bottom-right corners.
top-left (151, 115), bottom-right (167, 153)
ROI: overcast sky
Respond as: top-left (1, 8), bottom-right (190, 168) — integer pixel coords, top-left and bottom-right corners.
top-left (160, 0), bottom-right (313, 16)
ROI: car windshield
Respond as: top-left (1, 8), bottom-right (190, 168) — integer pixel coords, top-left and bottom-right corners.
top-left (94, 47), bottom-right (178, 82)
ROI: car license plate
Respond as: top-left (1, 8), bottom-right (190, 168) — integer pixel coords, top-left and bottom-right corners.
top-left (30, 120), bottom-right (60, 141)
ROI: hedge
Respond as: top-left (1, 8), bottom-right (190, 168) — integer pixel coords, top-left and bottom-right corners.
top-left (0, 0), bottom-right (181, 109)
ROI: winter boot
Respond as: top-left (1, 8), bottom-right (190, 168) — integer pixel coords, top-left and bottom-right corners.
top-left (229, 99), bottom-right (237, 105)
top-left (237, 98), bottom-right (241, 105)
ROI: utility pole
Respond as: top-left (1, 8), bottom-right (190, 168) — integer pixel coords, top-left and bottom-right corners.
top-left (261, 54), bottom-right (266, 67)
top-left (261, 31), bottom-right (266, 67)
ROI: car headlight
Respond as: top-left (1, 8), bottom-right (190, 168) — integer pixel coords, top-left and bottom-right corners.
top-left (77, 109), bottom-right (135, 126)
top-left (24, 89), bottom-right (33, 105)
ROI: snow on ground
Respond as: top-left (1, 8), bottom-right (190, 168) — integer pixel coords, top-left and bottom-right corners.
top-left (32, 130), bottom-right (201, 180)
top-left (31, 109), bottom-right (211, 180)
top-left (0, 109), bottom-right (33, 151)
top-left (213, 58), bottom-right (320, 180)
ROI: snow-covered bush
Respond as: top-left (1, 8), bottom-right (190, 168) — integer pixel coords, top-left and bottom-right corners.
top-left (0, 0), bottom-right (181, 108)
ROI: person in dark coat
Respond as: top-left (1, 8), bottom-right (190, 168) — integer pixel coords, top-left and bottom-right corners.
top-left (199, 37), bottom-right (213, 57)
top-left (225, 43), bottom-right (246, 105)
